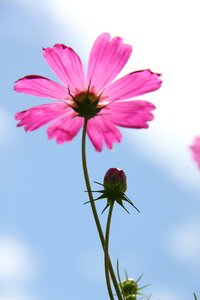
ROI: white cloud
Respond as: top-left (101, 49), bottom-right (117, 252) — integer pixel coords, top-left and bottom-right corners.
top-left (165, 220), bottom-right (200, 267)
top-left (48, 0), bottom-right (200, 190)
top-left (0, 234), bottom-right (38, 300)
top-left (0, 234), bottom-right (35, 281)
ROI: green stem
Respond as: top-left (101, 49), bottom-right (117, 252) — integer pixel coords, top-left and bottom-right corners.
top-left (81, 118), bottom-right (123, 300)
top-left (105, 201), bottom-right (115, 300)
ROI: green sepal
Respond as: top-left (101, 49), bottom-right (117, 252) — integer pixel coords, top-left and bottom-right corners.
top-left (101, 203), bottom-right (110, 214)
top-left (84, 181), bottom-right (140, 214)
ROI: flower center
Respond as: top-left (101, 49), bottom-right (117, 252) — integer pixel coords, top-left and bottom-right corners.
top-left (69, 89), bottom-right (104, 119)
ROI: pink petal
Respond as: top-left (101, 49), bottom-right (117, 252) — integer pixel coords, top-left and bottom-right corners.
top-left (43, 44), bottom-right (85, 91)
top-left (104, 69), bottom-right (162, 101)
top-left (87, 115), bottom-right (122, 151)
top-left (87, 33), bottom-right (132, 93)
top-left (190, 137), bottom-right (200, 168)
top-left (14, 75), bottom-right (69, 99)
top-left (15, 102), bottom-right (70, 131)
top-left (47, 113), bottom-right (83, 144)
top-left (106, 100), bottom-right (155, 128)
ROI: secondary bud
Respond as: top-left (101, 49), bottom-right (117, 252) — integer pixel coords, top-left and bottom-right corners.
top-left (121, 278), bottom-right (138, 298)
top-left (104, 168), bottom-right (127, 193)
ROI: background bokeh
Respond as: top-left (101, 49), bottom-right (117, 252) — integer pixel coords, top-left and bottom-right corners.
top-left (1, 0), bottom-right (200, 299)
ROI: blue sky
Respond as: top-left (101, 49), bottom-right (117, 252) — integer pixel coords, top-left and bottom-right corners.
top-left (0, 0), bottom-right (200, 299)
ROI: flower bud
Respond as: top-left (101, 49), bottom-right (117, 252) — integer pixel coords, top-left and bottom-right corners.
top-left (104, 168), bottom-right (127, 193)
top-left (126, 296), bottom-right (137, 300)
top-left (87, 168), bottom-right (138, 214)
top-left (120, 278), bottom-right (138, 297)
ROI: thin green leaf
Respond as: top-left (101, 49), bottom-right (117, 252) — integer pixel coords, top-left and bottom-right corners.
top-left (194, 293), bottom-right (198, 300)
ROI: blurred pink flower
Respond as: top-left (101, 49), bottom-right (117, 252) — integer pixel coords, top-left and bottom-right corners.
top-left (190, 137), bottom-right (200, 168)
top-left (14, 33), bottom-right (162, 151)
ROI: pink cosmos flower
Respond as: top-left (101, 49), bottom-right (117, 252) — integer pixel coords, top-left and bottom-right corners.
top-left (14, 33), bottom-right (162, 151)
top-left (190, 137), bottom-right (200, 168)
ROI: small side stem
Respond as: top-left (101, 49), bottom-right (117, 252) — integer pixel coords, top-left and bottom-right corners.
top-left (105, 201), bottom-right (115, 300)
top-left (81, 118), bottom-right (123, 300)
